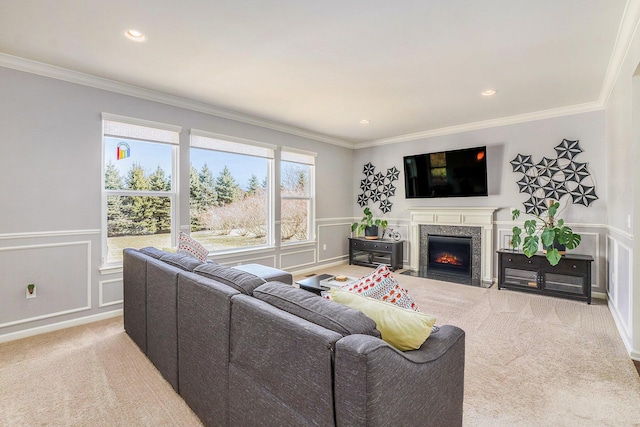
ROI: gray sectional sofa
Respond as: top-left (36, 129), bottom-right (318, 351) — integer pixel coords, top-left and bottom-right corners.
top-left (123, 247), bottom-right (465, 427)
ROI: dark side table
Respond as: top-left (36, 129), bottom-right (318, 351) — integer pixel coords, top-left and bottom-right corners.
top-left (348, 238), bottom-right (403, 271)
top-left (295, 274), bottom-right (333, 295)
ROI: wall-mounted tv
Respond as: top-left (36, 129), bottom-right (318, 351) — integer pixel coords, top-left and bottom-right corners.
top-left (404, 146), bottom-right (488, 198)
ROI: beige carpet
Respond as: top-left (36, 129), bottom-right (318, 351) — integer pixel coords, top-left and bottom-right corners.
top-left (1, 265), bottom-right (639, 426)
top-left (0, 316), bottom-right (202, 426)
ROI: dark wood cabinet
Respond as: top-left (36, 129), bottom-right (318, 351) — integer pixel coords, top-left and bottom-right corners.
top-left (349, 238), bottom-right (403, 271)
top-left (497, 249), bottom-right (593, 304)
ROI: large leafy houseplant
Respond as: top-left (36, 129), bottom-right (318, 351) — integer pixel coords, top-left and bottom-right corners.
top-left (351, 207), bottom-right (388, 239)
top-left (511, 201), bottom-right (581, 266)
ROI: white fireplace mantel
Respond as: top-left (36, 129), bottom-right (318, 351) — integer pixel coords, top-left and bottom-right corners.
top-left (407, 207), bottom-right (498, 286)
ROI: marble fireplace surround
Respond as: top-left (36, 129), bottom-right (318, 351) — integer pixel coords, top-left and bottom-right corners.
top-left (408, 207), bottom-right (498, 287)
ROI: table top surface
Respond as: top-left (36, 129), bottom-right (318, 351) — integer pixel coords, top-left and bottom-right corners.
top-left (497, 249), bottom-right (593, 261)
top-left (295, 273), bottom-right (334, 290)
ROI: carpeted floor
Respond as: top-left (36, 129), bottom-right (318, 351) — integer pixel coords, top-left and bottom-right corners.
top-left (1, 264), bottom-right (639, 426)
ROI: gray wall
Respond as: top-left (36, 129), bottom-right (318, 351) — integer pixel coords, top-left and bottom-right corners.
top-left (353, 112), bottom-right (607, 224)
top-left (352, 111), bottom-right (609, 292)
top-left (0, 66), bottom-right (354, 341)
top-left (3, 43), bottom-right (639, 360)
top-left (604, 21), bottom-right (640, 360)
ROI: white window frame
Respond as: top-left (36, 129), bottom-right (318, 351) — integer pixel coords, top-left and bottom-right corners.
top-left (190, 129), bottom-right (276, 253)
top-left (101, 113), bottom-right (181, 266)
top-left (280, 146), bottom-right (316, 244)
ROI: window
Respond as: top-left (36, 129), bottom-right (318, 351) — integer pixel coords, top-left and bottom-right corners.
top-left (102, 114), bottom-right (180, 265)
top-left (281, 147), bottom-right (316, 243)
top-left (190, 130), bottom-right (274, 252)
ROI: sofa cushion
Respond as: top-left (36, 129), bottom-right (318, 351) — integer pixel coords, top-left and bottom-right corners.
top-left (178, 231), bottom-right (209, 262)
top-left (253, 282), bottom-right (381, 338)
top-left (193, 263), bottom-right (266, 295)
top-left (330, 287), bottom-right (436, 351)
top-left (232, 264), bottom-right (293, 285)
top-left (159, 252), bottom-right (204, 272)
top-left (139, 246), bottom-right (168, 260)
top-left (340, 264), bottom-right (420, 312)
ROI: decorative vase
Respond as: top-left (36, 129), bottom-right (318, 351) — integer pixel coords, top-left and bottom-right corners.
top-left (364, 226), bottom-right (379, 240)
top-left (543, 240), bottom-right (566, 254)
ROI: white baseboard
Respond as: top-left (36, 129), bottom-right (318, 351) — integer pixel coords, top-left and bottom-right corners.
top-left (290, 260), bottom-right (348, 276)
top-left (0, 309), bottom-right (122, 344)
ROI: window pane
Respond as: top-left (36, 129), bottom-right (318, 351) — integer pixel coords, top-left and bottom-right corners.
top-left (106, 195), bottom-right (172, 263)
top-left (104, 137), bottom-right (173, 191)
top-left (190, 147), bottom-right (269, 251)
top-left (281, 199), bottom-right (309, 242)
top-left (281, 161), bottom-right (310, 197)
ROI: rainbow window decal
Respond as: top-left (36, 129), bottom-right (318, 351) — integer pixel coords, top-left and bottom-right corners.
top-left (116, 142), bottom-right (130, 160)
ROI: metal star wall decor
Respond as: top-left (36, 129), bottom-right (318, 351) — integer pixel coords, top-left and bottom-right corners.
top-left (357, 163), bottom-right (400, 213)
top-left (511, 139), bottom-right (598, 215)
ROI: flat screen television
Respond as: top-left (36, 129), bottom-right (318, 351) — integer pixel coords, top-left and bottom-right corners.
top-left (404, 146), bottom-right (488, 198)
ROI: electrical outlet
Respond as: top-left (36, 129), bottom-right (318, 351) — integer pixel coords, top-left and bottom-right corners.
top-left (26, 284), bottom-right (36, 299)
top-left (627, 214), bottom-right (632, 229)
top-left (323, 244), bottom-right (327, 250)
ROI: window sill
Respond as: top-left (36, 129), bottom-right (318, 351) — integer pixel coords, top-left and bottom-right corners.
top-left (280, 240), bottom-right (317, 249)
top-left (100, 264), bottom-right (123, 275)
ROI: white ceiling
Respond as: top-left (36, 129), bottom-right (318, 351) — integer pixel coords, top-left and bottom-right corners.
top-left (0, 1), bottom-right (633, 146)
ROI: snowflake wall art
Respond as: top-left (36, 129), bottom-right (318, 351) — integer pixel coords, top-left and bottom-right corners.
top-left (510, 139), bottom-right (598, 215)
top-left (357, 162), bottom-right (400, 213)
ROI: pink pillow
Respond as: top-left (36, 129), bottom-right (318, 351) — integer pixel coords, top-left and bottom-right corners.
top-left (177, 232), bottom-right (208, 262)
top-left (329, 264), bottom-right (420, 312)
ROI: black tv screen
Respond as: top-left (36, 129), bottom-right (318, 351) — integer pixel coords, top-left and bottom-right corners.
top-left (404, 146), bottom-right (488, 198)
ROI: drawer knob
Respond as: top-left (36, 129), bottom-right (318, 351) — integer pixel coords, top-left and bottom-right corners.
top-left (508, 258), bottom-right (513, 262)
top-left (572, 265), bottom-right (577, 269)
top-left (528, 260), bottom-right (533, 264)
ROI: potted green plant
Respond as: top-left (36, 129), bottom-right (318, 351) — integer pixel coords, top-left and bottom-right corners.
top-left (351, 207), bottom-right (388, 240)
top-left (511, 200), bottom-right (581, 266)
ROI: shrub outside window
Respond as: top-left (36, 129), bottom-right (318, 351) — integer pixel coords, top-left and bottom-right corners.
top-left (189, 131), bottom-right (275, 252)
top-left (281, 147), bottom-right (316, 243)
top-left (102, 114), bottom-right (180, 265)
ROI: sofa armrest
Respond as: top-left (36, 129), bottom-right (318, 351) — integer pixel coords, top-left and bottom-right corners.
top-left (334, 325), bottom-right (465, 427)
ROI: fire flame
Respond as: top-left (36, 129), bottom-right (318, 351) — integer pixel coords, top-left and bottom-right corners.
top-left (435, 253), bottom-right (463, 266)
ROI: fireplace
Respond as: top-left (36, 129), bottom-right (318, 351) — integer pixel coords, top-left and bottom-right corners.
top-left (428, 235), bottom-right (472, 278)
top-left (407, 207), bottom-right (497, 287)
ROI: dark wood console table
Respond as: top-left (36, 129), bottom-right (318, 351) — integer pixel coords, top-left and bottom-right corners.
top-left (348, 237), bottom-right (403, 271)
top-left (497, 249), bottom-right (593, 304)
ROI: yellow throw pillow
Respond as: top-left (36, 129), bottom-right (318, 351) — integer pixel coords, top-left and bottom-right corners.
top-left (330, 287), bottom-right (436, 351)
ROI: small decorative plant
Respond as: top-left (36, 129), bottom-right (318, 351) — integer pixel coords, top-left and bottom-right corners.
top-left (351, 207), bottom-right (388, 239)
top-left (511, 200), bottom-right (581, 266)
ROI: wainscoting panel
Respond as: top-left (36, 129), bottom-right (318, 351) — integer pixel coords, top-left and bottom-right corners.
top-left (221, 254), bottom-right (277, 268)
top-left (496, 225), bottom-right (604, 292)
top-left (280, 248), bottom-right (316, 270)
top-left (383, 222), bottom-right (410, 264)
top-left (317, 222), bottom-right (351, 263)
top-left (0, 241), bottom-right (91, 327)
top-left (99, 278), bottom-right (123, 308)
top-left (609, 237), bottom-right (632, 337)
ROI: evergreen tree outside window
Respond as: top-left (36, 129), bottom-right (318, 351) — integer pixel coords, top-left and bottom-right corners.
top-left (281, 147), bottom-right (316, 243)
top-left (102, 114), bottom-right (180, 265)
top-left (190, 130), bottom-right (274, 252)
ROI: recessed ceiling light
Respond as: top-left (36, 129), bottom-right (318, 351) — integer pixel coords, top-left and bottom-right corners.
top-left (359, 119), bottom-right (370, 124)
top-left (125, 29), bottom-right (146, 42)
top-left (481, 89), bottom-right (497, 96)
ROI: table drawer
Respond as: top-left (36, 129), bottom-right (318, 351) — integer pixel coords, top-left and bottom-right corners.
top-left (350, 240), bottom-right (392, 251)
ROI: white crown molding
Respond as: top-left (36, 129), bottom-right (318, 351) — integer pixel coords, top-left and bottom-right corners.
top-left (0, 53), bottom-right (355, 149)
top-left (599, 0), bottom-right (640, 107)
top-left (356, 102), bottom-right (604, 148)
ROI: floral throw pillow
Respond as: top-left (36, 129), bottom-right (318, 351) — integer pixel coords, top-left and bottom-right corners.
top-left (177, 231), bottom-right (209, 262)
top-left (339, 264), bottom-right (421, 312)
